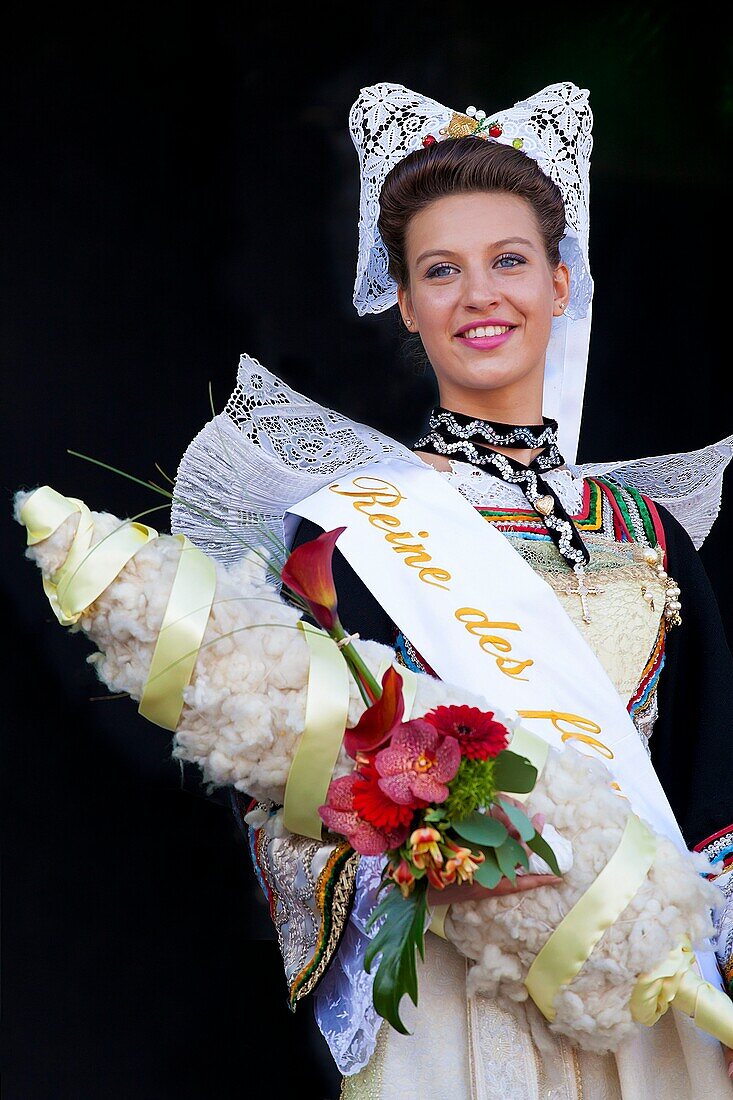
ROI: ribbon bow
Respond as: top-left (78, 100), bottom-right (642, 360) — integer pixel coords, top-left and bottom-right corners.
top-left (631, 936), bottom-right (733, 1047)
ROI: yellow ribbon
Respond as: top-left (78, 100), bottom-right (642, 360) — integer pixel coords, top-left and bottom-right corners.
top-left (19, 484), bottom-right (157, 624)
top-left (631, 935), bottom-right (733, 1046)
top-left (21, 487), bottom-right (94, 625)
top-left (138, 535), bottom-right (217, 730)
top-left (21, 485), bottom-right (79, 546)
top-left (20, 486), bottom-right (211, 733)
top-left (526, 813), bottom-right (657, 1020)
top-left (58, 519), bottom-right (158, 620)
top-left (282, 622), bottom-right (351, 840)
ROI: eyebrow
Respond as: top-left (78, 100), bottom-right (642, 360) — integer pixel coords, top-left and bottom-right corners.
top-left (415, 238), bottom-right (536, 266)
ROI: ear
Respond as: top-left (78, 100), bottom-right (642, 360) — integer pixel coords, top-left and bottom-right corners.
top-left (397, 284), bottom-right (417, 332)
top-left (552, 261), bottom-right (571, 317)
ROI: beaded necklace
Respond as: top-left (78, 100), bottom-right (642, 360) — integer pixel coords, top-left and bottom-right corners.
top-left (413, 407), bottom-right (599, 622)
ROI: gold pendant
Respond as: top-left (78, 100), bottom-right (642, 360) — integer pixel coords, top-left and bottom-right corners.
top-left (535, 495), bottom-right (555, 517)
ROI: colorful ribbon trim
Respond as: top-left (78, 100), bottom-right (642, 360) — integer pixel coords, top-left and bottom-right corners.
top-left (525, 813), bottom-right (657, 1020)
top-left (282, 622), bottom-right (351, 840)
top-left (631, 936), bottom-right (733, 1046)
top-left (138, 535), bottom-right (217, 730)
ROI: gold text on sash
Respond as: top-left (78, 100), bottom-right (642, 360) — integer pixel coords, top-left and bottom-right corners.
top-left (329, 476), bottom-right (452, 590)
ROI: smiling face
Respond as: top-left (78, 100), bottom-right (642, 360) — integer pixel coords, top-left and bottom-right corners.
top-left (396, 191), bottom-right (570, 422)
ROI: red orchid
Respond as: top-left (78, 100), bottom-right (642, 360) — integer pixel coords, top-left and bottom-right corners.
top-left (375, 720), bottom-right (461, 805)
top-left (344, 665), bottom-right (405, 759)
top-left (424, 704), bottom-right (509, 761)
top-left (318, 773), bottom-right (410, 856)
top-left (281, 526), bottom-right (346, 632)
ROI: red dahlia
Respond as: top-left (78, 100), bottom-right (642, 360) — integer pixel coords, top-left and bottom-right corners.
top-left (351, 758), bottom-right (425, 831)
top-left (424, 704), bottom-right (509, 761)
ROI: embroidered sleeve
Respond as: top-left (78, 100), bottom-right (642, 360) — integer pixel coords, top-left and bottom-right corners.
top-left (694, 826), bottom-right (733, 997)
top-left (232, 792), bottom-right (359, 1007)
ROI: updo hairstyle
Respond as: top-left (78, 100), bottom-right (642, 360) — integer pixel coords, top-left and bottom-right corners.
top-left (377, 137), bottom-right (567, 290)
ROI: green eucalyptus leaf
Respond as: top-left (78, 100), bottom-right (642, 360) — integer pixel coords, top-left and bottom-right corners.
top-left (473, 847), bottom-right (502, 889)
top-left (498, 799), bottom-right (536, 841)
top-left (495, 835), bottom-right (529, 883)
top-left (364, 882), bottom-right (429, 1035)
top-left (492, 750), bottom-right (538, 794)
top-left (527, 830), bottom-right (562, 877)
top-left (452, 811), bottom-right (508, 848)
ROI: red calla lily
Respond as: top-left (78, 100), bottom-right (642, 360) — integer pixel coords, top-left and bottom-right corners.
top-left (281, 526), bottom-right (346, 632)
top-left (344, 664), bottom-right (406, 758)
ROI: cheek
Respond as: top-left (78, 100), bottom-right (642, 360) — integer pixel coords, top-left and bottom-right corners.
top-left (412, 285), bottom-right (460, 327)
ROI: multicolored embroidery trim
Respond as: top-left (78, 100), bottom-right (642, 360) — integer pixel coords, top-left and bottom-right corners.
top-left (476, 478), bottom-right (602, 533)
top-left (230, 791), bottom-right (275, 913)
top-left (288, 842), bottom-right (359, 1008)
top-left (694, 825), bottom-right (733, 995)
top-left (628, 619), bottom-right (666, 721)
top-left (253, 818), bottom-right (277, 922)
top-left (393, 627), bottom-right (438, 677)
top-left (476, 477), bottom-right (665, 554)
top-left (694, 825), bottom-right (733, 876)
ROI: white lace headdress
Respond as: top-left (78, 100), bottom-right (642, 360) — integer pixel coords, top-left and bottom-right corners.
top-left (349, 81), bottom-right (594, 463)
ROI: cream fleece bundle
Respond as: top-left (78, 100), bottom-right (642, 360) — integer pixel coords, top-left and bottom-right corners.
top-left (14, 491), bottom-right (723, 1052)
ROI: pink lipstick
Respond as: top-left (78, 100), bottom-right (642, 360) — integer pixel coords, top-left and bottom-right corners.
top-left (454, 319), bottom-right (517, 351)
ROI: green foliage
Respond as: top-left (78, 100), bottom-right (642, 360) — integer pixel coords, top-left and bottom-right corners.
top-left (492, 750), bottom-right (538, 794)
top-left (527, 829), bottom-right (562, 876)
top-left (443, 756), bottom-right (497, 821)
top-left (452, 810), bottom-right (507, 847)
top-left (495, 835), bottom-right (530, 884)
top-left (473, 846), bottom-right (502, 888)
top-left (498, 799), bottom-right (536, 841)
top-left (365, 881), bottom-right (429, 1035)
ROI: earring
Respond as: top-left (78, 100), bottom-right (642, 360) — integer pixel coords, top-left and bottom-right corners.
top-left (405, 319), bottom-right (413, 327)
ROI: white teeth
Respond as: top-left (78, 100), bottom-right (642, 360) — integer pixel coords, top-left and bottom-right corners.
top-left (462, 325), bottom-right (511, 339)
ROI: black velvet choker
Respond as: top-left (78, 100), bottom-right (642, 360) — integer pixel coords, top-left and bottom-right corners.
top-left (413, 405), bottom-right (592, 586)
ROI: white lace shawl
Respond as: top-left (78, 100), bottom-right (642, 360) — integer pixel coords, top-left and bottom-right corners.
top-left (171, 354), bottom-right (733, 565)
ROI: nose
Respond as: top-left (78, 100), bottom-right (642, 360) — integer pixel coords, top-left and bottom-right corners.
top-left (460, 266), bottom-right (502, 313)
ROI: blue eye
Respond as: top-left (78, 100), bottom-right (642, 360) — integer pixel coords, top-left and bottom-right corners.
top-left (426, 263), bottom-right (457, 278)
top-left (496, 253), bottom-right (526, 268)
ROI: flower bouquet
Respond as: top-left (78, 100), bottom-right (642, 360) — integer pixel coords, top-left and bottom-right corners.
top-left (14, 485), bottom-right (733, 1054)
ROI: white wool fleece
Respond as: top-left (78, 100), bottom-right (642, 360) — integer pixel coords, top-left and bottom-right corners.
top-left (13, 491), bottom-right (473, 803)
top-left (14, 490), bottom-right (724, 1052)
top-left (446, 747), bottom-right (722, 1052)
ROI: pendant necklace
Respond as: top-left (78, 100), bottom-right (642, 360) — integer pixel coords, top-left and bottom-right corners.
top-left (413, 407), bottom-right (600, 623)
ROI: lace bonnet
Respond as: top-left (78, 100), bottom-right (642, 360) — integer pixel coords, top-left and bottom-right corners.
top-left (350, 81), bottom-right (594, 463)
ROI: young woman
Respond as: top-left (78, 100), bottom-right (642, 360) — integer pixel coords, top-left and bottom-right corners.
top-left (211, 83), bottom-right (733, 1097)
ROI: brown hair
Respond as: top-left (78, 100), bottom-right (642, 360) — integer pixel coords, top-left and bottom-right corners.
top-left (377, 137), bottom-right (566, 289)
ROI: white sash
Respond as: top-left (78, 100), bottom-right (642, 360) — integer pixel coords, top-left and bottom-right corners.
top-left (288, 457), bottom-right (721, 989)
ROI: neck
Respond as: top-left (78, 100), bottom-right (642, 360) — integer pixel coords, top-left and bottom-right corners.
top-left (435, 385), bottom-right (543, 428)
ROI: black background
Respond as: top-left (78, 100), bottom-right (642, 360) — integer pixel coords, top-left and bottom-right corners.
top-left (3, 7), bottom-right (732, 1098)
